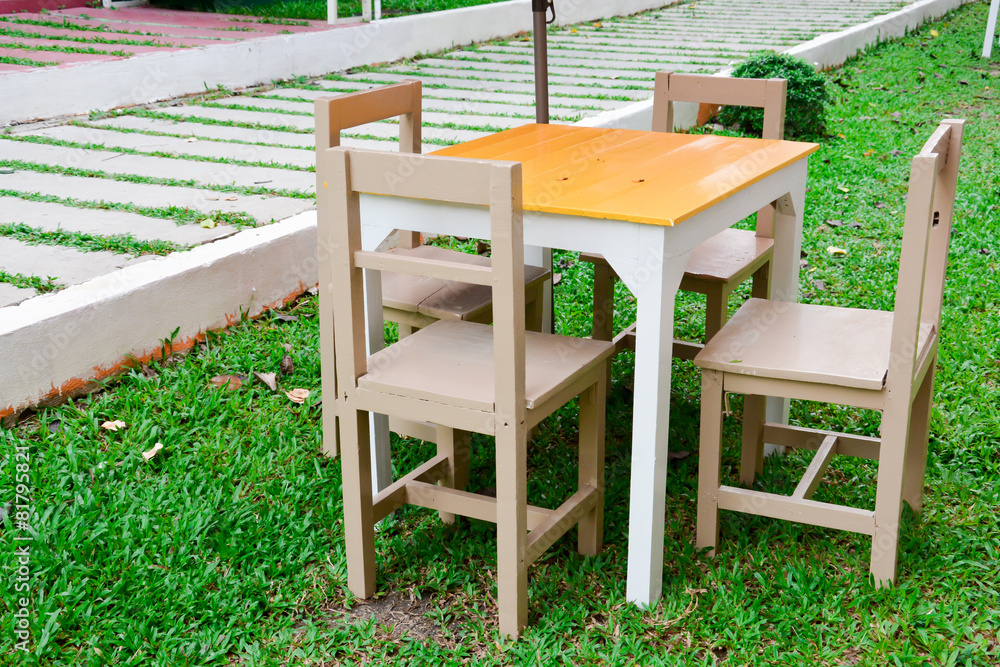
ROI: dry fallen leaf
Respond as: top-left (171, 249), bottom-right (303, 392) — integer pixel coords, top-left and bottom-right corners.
top-left (185, 137), bottom-right (198, 143)
top-left (929, 29), bottom-right (939, 37)
top-left (210, 374), bottom-right (244, 390)
top-left (279, 355), bottom-right (294, 376)
top-left (101, 420), bottom-right (127, 431)
top-left (224, 195), bottom-right (238, 201)
top-left (827, 246), bottom-right (848, 256)
top-left (200, 218), bottom-right (217, 229)
top-left (285, 388), bottom-right (310, 404)
top-left (254, 371), bottom-right (278, 391)
top-left (142, 442), bottom-right (164, 461)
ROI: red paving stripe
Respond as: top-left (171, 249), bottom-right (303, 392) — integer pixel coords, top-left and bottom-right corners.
top-left (3, 13), bottom-right (252, 41)
top-left (0, 61), bottom-right (41, 71)
top-left (0, 35), bottom-right (176, 54)
top-left (0, 23), bottom-right (217, 47)
top-left (0, 45), bottom-right (120, 63)
top-left (0, 22), bottom-right (238, 46)
top-left (57, 7), bottom-right (332, 33)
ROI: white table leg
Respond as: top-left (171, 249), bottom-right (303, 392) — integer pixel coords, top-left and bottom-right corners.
top-left (524, 245), bottom-right (554, 332)
top-left (617, 228), bottom-right (689, 607)
top-left (764, 162), bottom-right (808, 444)
top-left (985, 0), bottom-right (999, 58)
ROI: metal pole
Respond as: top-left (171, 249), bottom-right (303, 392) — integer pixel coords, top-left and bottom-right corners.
top-left (532, 0), bottom-right (553, 124)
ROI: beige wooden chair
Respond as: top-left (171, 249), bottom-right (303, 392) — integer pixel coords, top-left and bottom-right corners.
top-left (315, 82), bottom-right (549, 457)
top-left (581, 71), bottom-right (788, 361)
top-left (693, 119), bottom-right (964, 586)
top-left (315, 81), bottom-right (549, 340)
top-left (316, 145), bottom-right (614, 638)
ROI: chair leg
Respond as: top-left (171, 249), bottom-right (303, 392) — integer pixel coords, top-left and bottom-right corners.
top-left (495, 424), bottom-right (528, 638)
top-left (526, 283), bottom-right (545, 333)
top-left (592, 263), bottom-right (616, 389)
top-left (740, 394), bottom-right (766, 486)
top-left (436, 427), bottom-right (472, 524)
top-left (697, 370), bottom-right (725, 556)
top-left (577, 375), bottom-right (607, 556)
top-left (340, 408), bottom-right (377, 598)
top-left (870, 402), bottom-right (912, 588)
top-left (750, 260), bottom-right (771, 300)
top-left (704, 284), bottom-right (731, 343)
top-left (903, 363), bottom-right (936, 514)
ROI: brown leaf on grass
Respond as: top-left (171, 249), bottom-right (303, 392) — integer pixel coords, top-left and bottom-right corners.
top-left (285, 388), bottom-right (310, 404)
top-left (253, 371), bottom-right (278, 391)
top-left (142, 442), bottom-right (164, 461)
top-left (101, 420), bottom-right (127, 431)
top-left (279, 355), bottom-right (294, 376)
top-left (210, 374), bottom-right (245, 390)
top-left (141, 364), bottom-right (158, 378)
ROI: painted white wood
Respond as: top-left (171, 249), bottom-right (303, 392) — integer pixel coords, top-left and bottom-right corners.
top-left (619, 226), bottom-right (688, 606)
top-left (358, 142), bottom-right (812, 607)
top-left (985, 0), bottom-right (1000, 58)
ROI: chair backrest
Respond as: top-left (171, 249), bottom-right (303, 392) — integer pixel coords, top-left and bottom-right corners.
top-left (652, 71), bottom-right (787, 237)
top-left (651, 71), bottom-right (788, 140)
top-left (315, 81), bottom-right (423, 248)
top-left (888, 119), bottom-right (964, 387)
top-left (316, 146), bottom-right (526, 426)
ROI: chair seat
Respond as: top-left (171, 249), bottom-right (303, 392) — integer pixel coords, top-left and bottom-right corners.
top-left (694, 298), bottom-right (935, 391)
top-left (684, 228), bottom-right (773, 284)
top-left (360, 320), bottom-right (615, 411)
top-left (580, 228), bottom-right (772, 285)
top-left (381, 245), bottom-right (549, 321)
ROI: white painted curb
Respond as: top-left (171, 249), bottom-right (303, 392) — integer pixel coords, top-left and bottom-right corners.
top-left (579, 0), bottom-right (976, 132)
top-left (0, 0), bottom-right (673, 126)
top-left (0, 213), bottom-right (317, 417)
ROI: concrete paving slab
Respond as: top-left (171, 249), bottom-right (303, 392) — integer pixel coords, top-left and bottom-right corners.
top-left (0, 283), bottom-right (36, 308)
top-left (0, 197), bottom-right (237, 245)
top-left (409, 58), bottom-right (707, 80)
top-left (151, 105), bottom-right (491, 144)
top-left (444, 49), bottom-right (736, 69)
top-left (0, 170), bottom-right (312, 224)
top-left (0, 47), bottom-right (121, 65)
top-left (0, 236), bottom-right (154, 286)
top-left (0, 139), bottom-right (315, 193)
top-left (207, 96), bottom-right (529, 132)
top-left (324, 73), bottom-right (650, 101)
top-left (28, 124), bottom-right (315, 169)
top-left (87, 115), bottom-right (405, 152)
top-left (384, 63), bottom-right (664, 89)
top-left (265, 85), bottom-right (626, 112)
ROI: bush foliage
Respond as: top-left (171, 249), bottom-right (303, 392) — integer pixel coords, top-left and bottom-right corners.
top-left (719, 51), bottom-right (830, 139)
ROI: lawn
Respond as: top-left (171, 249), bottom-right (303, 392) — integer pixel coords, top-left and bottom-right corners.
top-left (219, 0), bottom-right (511, 22)
top-left (1, 2), bottom-right (999, 665)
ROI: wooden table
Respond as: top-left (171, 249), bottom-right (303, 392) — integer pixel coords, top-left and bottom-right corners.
top-left (359, 123), bottom-right (818, 606)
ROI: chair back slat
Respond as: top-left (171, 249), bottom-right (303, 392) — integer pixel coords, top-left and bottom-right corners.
top-left (316, 81), bottom-right (423, 249)
top-left (317, 146), bottom-right (525, 413)
top-left (652, 71), bottom-right (787, 238)
top-left (919, 119), bottom-right (964, 328)
top-left (887, 120), bottom-right (964, 387)
top-left (314, 81), bottom-right (422, 151)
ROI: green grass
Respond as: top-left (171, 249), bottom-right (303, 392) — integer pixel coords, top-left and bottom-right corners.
top-left (0, 222), bottom-right (183, 257)
top-left (2, 3), bottom-right (1000, 665)
top-left (220, 0), bottom-right (509, 22)
top-left (0, 269), bottom-right (62, 293)
top-left (0, 54), bottom-right (54, 67)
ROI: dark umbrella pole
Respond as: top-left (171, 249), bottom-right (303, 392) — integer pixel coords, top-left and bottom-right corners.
top-left (533, 0), bottom-right (554, 124)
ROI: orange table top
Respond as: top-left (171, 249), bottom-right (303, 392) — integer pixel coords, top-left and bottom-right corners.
top-left (432, 124), bottom-right (819, 227)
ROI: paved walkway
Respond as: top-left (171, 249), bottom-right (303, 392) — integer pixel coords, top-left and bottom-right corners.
top-left (0, 0), bottom-right (916, 308)
top-left (0, 7), bottom-right (341, 73)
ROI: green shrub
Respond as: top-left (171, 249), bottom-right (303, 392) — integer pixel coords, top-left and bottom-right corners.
top-left (718, 51), bottom-right (830, 140)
